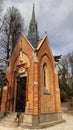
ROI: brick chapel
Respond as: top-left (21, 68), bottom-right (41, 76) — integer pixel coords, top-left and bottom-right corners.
top-left (1, 5), bottom-right (62, 128)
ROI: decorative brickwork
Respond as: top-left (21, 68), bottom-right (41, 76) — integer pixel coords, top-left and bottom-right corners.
top-left (0, 5), bottom-right (63, 127)
top-left (1, 34), bottom-right (62, 127)
top-left (1, 86), bottom-right (8, 112)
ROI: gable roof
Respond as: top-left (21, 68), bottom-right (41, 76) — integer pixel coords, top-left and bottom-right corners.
top-left (37, 35), bottom-right (47, 50)
top-left (37, 35), bottom-right (55, 62)
top-left (21, 33), bottom-right (35, 51)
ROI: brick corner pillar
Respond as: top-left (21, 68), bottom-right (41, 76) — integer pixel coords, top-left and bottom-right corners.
top-left (1, 85), bottom-right (8, 112)
top-left (33, 61), bottom-right (39, 114)
top-left (32, 52), bottom-right (39, 126)
top-left (54, 68), bottom-right (62, 112)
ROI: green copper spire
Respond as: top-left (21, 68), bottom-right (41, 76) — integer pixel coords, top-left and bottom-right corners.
top-left (31, 3), bottom-right (35, 23)
top-left (28, 4), bottom-right (39, 48)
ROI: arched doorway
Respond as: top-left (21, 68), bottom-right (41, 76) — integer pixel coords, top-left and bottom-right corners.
top-left (15, 76), bottom-right (27, 112)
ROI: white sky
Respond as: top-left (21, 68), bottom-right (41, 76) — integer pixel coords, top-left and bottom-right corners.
top-left (4, 0), bottom-right (73, 55)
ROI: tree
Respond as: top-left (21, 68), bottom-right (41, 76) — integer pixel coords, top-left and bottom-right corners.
top-left (0, 0), bottom-right (4, 30)
top-left (0, 0), bottom-right (5, 70)
top-left (58, 51), bottom-right (73, 101)
top-left (0, 69), bottom-right (8, 104)
top-left (59, 56), bottom-right (69, 101)
top-left (0, 6), bottom-right (24, 66)
top-left (67, 51), bottom-right (73, 95)
top-left (0, 0), bottom-right (3, 13)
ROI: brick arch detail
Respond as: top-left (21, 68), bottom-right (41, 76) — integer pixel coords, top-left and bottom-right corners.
top-left (10, 52), bottom-right (30, 72)
top-left (13, 53), bottom-right (30, 72)
top-left (39, 53), bottom-right (54, 72)
top-left (39, 54), bottom-right (55, 113)
top-left (41, 55), bottom-right (52, 91)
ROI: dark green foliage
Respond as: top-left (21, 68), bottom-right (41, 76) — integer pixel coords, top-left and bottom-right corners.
top-left (0, 69), bottom-right (8, 104)
top-left (58, 51), bottom-right (73, 101)
top-left (54, 55), bottom-right (62, 62)
top-left (60, 90), bottom-right (67, 102)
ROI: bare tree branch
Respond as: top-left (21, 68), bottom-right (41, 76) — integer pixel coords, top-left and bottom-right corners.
top-left (0, 6), bottom-right (24, 66)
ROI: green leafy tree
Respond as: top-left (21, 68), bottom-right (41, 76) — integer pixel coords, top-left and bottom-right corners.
top-left (58, 52), bottom-right (73, 101)
top-left (67, 51), bottom-right (73, 94)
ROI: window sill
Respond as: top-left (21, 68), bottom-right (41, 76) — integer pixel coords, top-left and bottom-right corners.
top-left (43, 88), bottom-right (50, 95)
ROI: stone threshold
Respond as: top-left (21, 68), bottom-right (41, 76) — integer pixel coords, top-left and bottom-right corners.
top-left (21, 119), bottom-right (65, 129)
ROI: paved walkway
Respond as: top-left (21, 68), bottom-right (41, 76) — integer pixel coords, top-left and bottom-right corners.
top-left (0, 113), bottom-right (73, 130)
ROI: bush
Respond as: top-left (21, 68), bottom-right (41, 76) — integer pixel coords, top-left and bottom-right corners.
top-left (60, 90), bottom-right (67, 102)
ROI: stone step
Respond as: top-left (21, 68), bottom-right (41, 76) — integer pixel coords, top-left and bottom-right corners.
top-left (0, 113), bottom-right (33, 128)
top-left (3, 115), bottom-right (16, 120)
top-left (39, 119), bottom-right (65, 128)
top-left (20, 114), bottom-right (32, 127)
top-left (0, 120), bottom-right (17, 127)
top-left (0, 113), bottom-right (18, 127)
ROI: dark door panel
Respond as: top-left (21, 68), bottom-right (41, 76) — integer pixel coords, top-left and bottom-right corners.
top-left (16, 76), bottom-right (26, 112)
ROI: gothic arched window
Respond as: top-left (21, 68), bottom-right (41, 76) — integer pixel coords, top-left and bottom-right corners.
top-left (32, 26), bottom-right (35, 32)
top-left (43, 63), bottom-right (46, 88)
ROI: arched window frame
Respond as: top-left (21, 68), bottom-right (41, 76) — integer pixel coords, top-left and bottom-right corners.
top-left (43, 63), bottom-right (47, 88)
top-left (43, 63), bottom-right (50, 94)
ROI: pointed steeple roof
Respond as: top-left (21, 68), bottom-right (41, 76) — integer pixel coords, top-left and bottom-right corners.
top-left (31, 3), bottom-right (36, 23)
top-left (27, 4), bottom-right (39, 48)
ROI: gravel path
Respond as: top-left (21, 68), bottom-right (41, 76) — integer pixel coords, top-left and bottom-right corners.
top-left (0, 113), bottom-right (73, 130)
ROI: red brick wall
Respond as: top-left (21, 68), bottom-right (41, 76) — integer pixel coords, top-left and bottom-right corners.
top-left (1, 86), bottom-right (7, 112)
top-left (33, 62), bottom-right (39, 114)
top-left (38, 37), bottom-right (61, 113)
top-left (54, 71), bottom-right (61, 112)
top-left (5, 34), bottom-right (35, 114)
top-left (1, 34), bottom-right (61, 114)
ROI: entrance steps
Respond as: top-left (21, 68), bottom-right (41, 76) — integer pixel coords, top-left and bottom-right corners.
top-left (0, 112), bottom-right (65, 128)
top-left (20, 114), bottom-right (32, 127)
top-left (0, 112), bottom-right (32, 128)
top-left (0, 112), bottom-right (17, 127)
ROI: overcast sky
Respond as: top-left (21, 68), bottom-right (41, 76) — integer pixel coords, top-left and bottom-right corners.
top-left (4, 0), bottom-right (73, 56)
